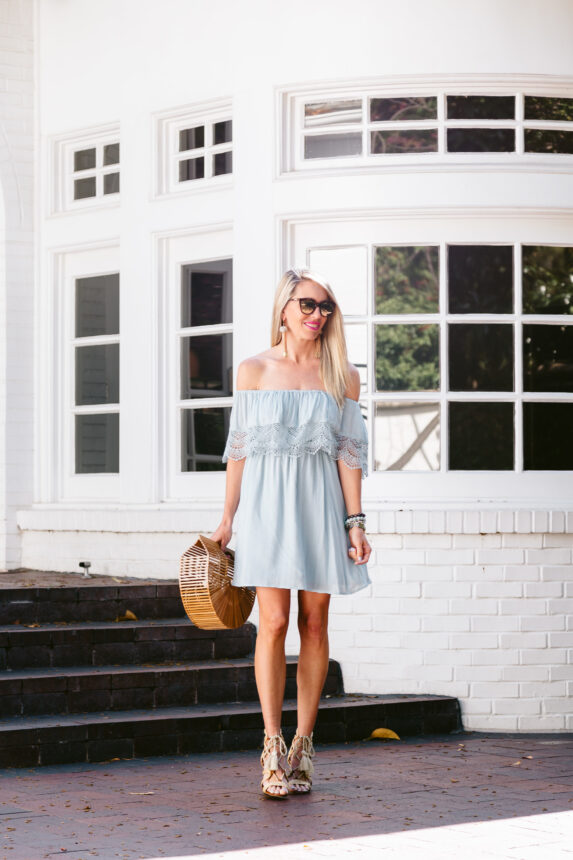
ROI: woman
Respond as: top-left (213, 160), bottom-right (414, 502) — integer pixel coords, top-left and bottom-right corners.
top-left (211, 268), bottom-right (371, 798)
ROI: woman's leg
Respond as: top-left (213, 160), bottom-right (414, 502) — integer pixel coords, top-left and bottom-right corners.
top-left (296, 590), bottom-right (331, 735)
top-left (255, 587), bottom-right (291, 797)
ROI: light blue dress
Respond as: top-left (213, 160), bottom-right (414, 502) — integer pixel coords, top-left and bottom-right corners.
top-left (221, 389), bottom-right (370, 595)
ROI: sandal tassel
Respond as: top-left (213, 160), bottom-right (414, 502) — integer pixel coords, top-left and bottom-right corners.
top-left (299, 751), bottom-right (313, 776)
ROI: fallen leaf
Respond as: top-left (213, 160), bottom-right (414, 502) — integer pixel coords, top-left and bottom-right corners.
top-left (115, 610), bottom-right (137, 622)
top-left (510, 760), bottom-right (522, 767)
top-left (523, 755), bottom-right (533, 760)
top-left (128, 791), bottom-right (155, 795)
top-left (367, 728), bottom-right (400, 741)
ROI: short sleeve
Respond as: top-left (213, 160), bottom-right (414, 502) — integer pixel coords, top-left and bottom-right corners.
top-left (221, 394), bottom-right (249, 462)
top-left (335, 398), bottom-right (369, 478)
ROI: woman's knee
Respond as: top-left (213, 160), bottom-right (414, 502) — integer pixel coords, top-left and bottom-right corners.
top-left (298, 611), bottom-right (328, 643)
top-left (260, 611), bottom-right (290, 640)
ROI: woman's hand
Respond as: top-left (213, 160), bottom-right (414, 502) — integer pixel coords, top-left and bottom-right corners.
top-left (210, 519), bottom-right (233, 552)
top-left (347, 526), bottom-right (371, 565)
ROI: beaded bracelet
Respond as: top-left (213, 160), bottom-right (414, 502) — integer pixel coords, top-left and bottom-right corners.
top-left (344, 512), bottom-right (366, 531)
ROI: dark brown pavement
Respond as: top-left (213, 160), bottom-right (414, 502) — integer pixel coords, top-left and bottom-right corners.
top-left (1, 732), bottom-right (572, 860)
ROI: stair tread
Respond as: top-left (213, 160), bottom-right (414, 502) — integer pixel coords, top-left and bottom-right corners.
top-left (0, 693), bottom-right (457, 732)
top-left (0, 618), bottom-right (193, 633)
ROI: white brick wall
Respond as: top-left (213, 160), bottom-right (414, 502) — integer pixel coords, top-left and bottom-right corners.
top-left (19, 506), bottom-right (573, 732)
top-left (0, 0), bottom-right (34, 570)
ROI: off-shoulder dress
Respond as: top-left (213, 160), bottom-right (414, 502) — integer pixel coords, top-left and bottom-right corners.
top-left (221, 389), bottom-right (370, 595)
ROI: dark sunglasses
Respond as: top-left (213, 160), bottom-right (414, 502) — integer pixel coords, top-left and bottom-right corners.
top-left (288, 297), bottom-right (336, 317)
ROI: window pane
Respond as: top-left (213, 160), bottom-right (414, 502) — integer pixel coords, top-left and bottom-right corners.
top-left (103, 172), bottom-right (120, 194)
top-left (376, 324), bottom-right (439, 392)
top-left (524, 96), bottom-right (573, 122)
top-left (371, 129), bottom-right (437, 154)
top-left (449, 402), bottom-right (514, 470)
top-left (448, 245), bottom-right (513, 313)
top-left (181, 334), bottom-right (233, 398)
top-left (370, 97), bottom-right (437, 122)
top-left (523, 324), bottom-right (573, 393)
top-left (76, 274), bottom-right (119, 337)
top-left (74, 148), bottom-right (96, 171)
top-left (181, 262), bottom-right (232, 327)
top-left (308, 246), bottom-right (368, 315)
top-left (213, 120), bottom-right (232, 144)
top-left (179, 126), bottom-right (205, 151)
top-left (103, 143), bottom-right (120, 165)
top-left (75, 413), bottom-right (119, 473)
top-left (447, 128), bottom-right (515, 152)
top-left (213, 151), bottom-right (232, 175)
top-left (75, 344), bottom-right (119, 405)
top-left (375, 246), bottom-right (439, 314)
top-left (447, 96), bottom-right (515, 120)
top-left (304, 133), bottom-right (362, 159)
top-left (522, 246), bottom-right (573, 315)
top-left (345, 324), bottom-right (368, 393)
top-left (179, 157), bottom-right (205, 181)
top-left (304, 100), bottom-right (362, 127)
top-left (374, 401), bottom-right (440, 470)
top-left (182, 407), bottom-right (230, 471)
top-left (524, 129), bottom-right (573, 154)
top-left (449, 323), bottom-right (514, 392)
top-left (74, 177), bottom-right (96, 200)
top-left (523, 402), bottom-right (573, 469)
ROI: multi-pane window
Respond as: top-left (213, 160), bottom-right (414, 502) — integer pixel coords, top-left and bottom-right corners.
top-left (293, 93), bottom-right (573, 168)
top-left (178, 119), bottom-right (232, 183)
top-left (179, 259), bottom-right (233, 471)
top-left (73, 274), bottom-right (120, 473)
top-left (309, 244), bottom-right (573, 472)
top-left (72, 141), bottom-right (120, 200)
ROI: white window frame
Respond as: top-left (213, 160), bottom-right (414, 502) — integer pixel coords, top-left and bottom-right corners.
top-left (50, 123), bottom-right (120, 215)
top-left (279, 75), bottom-right (573, 175)
top-left (154, 99), bottom-right (233, 198)
top-left (157, 225), bottom-right (233, 501)
top-left (51, 244), bottom-right (121, 501)
top-left (283, 209), bottom-right (573, 506)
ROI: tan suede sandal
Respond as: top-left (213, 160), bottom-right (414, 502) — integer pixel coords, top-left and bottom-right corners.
top-left (287, 732), bottom-right (315, 794)
top-left (260, 731), bottom-right (290, 799)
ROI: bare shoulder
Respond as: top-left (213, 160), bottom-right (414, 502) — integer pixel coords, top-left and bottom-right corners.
top-left (344, 363), bottom-right (361, 401)
top-left (236, 355), bottom-right (267, 391)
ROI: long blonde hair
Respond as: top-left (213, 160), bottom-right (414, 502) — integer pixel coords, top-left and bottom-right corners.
top-left (270, 268), bottom-right (350, 410)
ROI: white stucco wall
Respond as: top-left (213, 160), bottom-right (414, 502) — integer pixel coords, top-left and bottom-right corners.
top-left (12, 0), bottom-right (573, 730)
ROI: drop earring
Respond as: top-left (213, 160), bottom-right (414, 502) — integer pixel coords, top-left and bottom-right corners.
top-left (280, 320), bottom-right (288, 358)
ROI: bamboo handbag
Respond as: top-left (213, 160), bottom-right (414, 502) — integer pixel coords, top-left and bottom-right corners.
top-left (179, 534), bottom-right (255, 630)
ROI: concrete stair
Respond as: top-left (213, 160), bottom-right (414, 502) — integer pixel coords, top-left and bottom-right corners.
top-left (0, 579), bottom-right (462, 767)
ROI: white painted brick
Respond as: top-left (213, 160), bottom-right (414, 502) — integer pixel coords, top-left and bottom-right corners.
top-left (456, 564), bottom-right (503, 581)
top-left (550, 510), bottom-right (566, 533)
top-left (377, 550), bottom-right (425, 565)
top-left (566, 582), bottom-right (573, 597)
top-left (327, 631), bottom-right (355, 649)
top-left (521, 615), bottom-right (564, 631)
top-left (499, 632), bottom-right (546, 649)
top-left (502, 534), bottom-right (543, 548)
top-left (352, 597), bottom-right (401, 615)
top-left (422, 616), bottom-right (470, 631)
top-left (378, 510), bottom-right (395, 533)
top-left (451, 633), bottom-right (498, 649)
top-left (505, 565), bottom-right (540, 581)
top-left (548, 598), bottom-right (573, 615)
top-left (456, 666), bottom-right (503, 681)
top-left (549, 632), bottom-right (572, 647)
top-left (403, 534), bottom-right (451, 548)
top-left (542, 534), bottom-right (573, 547)
top-left (532, 511), bottom-right (549, 532)
top-left (351, 631), bottom-right (401, 649)
top-left (462, 511), bottom-right (480, 534)
top-left (518, 715), bottom-right (566, 730)
top-left (424, 650), bottom-right (471, 665)
top-left (422, 582), bottom-right (471, 598)
top-left (399, 632), bottom-right (449, 649)
top-left (525, 582), bottom-right (562, 598)
top-left (567, 511), bottom-right (573, 532)
top-left (503, 667), bottom-right (549, 682)
top-left (498, 511), bottom-right (514, 533)
top-left (399, 598), bottom-right (450, 615)
top-left (403, 665), bottom-right (453, 681)
top-left (374, 615), bottom-right (420, 632)
top-left (428, 510), bottom-right (445, 533)
top-left (460, 699), bottom-right (492, 714)
top-left (372, 582), bottom-right (420, 598)
top-left (551, 666), bottom-right (572, 681)
top-left (521, 648), bottom-right (567, 664)
top-left (450, 598), bottom-right (498, 615)
top-left (465, 715), bottom-right (519, 730)
top-left (480, 511), bottom-right (498, 534)
top-left (371, 564), bottom-right (402, 581)
top-left (426, 549), bottom-right (473, 565)
top-left (499, 598), bottom-right (547, 615)
top-left (528, 548), bottom-right (571, 564)
top-left (454, 534), bottom-right (501, 548)
top-left (475, 582), bottom-right (522, 598)
top-left (520, 681), bottom-right (567, 697)
top-left (541, 566), bottom-right (573, 581)
top-left (412, 511), bottom-right (429, 532)
top-left (403, 565), bottom-right (453, 581)
top-left (493, 699), bottom-right (540, 715)
top-left (471, 650), bottom-right (519, 665)
top-left (446, 510), bottom-right (464, 533)
top-left (515, 511), bottom-right (532, 534)
top-left (418, 680), bottom-right (470, 697)
top-left (369, 533), bottom-right (402, 549)
top-left (329, 614), bottom-right (372, 632)
top-left (333, 647), bottom-right (382, 665)
top-left (472, 682), bottom-right (518, 698)
top-left (477, 549), bottom-right (524, 564)
top-left (395, 511), bottom-right (413, 533)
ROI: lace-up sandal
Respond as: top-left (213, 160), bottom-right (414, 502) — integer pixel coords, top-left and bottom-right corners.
top-left (287, 732), bottom-right (315, 794)
top-left (260, 731), bottom-right (290, 799)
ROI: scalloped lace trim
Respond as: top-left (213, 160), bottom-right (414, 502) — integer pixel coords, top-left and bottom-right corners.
top-left (222, 422), bottom-right (368, 477)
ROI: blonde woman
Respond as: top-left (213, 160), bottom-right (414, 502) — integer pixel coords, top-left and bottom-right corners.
top-left (211, 268), bottom-right (371, 798)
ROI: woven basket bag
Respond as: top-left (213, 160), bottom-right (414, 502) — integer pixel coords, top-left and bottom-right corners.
top-left (179, 534), bottom-right (255, 630)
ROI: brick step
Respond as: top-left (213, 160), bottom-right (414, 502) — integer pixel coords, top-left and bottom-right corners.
top-left (0, 582), bottom-right (186, 624)
top-left (0, 657), bottom-right (342, 717)
top-left (0, 694), bottom-right (462, 768)
top-left (0, 620), bottom-right (256, 670)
